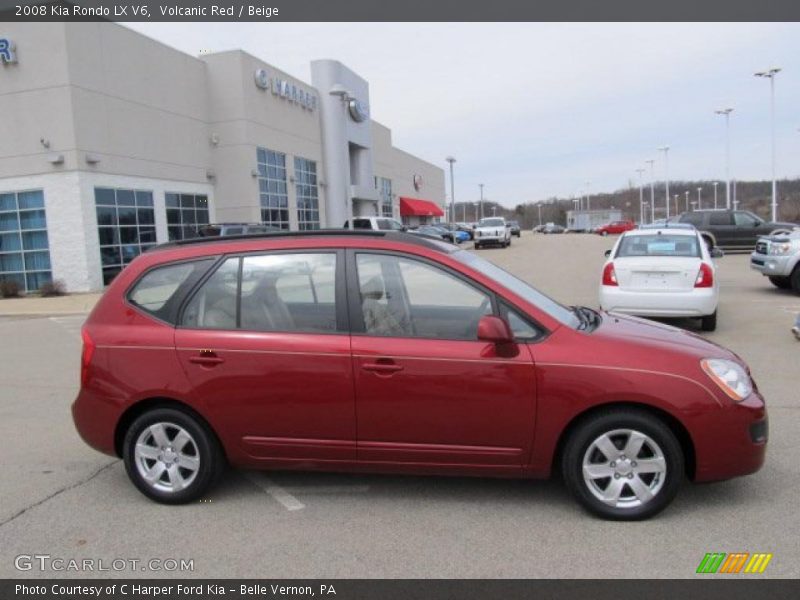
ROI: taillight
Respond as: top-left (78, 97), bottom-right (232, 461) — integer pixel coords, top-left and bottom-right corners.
top-left (81, 327), bottom-right (95, 386)
top-left (602, 262), bottom-right (618, 286)
top-left (695, 263), bottom-right (714, 288)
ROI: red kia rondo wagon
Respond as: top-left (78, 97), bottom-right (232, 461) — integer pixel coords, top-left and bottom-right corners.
top-left (72, 231), bottom-right (767, 520)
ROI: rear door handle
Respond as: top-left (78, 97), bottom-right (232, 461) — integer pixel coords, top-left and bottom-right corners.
top-left (189, 351), bottom-right (224, 366)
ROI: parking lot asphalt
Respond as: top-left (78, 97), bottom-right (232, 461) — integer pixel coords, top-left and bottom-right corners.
top-left (0, 233), bottom-right (798, 578)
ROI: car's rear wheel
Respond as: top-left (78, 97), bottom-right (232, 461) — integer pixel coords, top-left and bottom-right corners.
top-left (562, 410), bottom-right (684, 520)
top-left (768, 276), bottom-right (791, 289)
top-left (123, 407), bottom-right (224, 504)
top-left (700, 310), bottom-right (717, 332)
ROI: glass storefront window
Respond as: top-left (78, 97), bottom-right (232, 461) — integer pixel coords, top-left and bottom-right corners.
top-left (166, 193), bottom-right (210, 241)
top-left (95, 187), bottom-right (155, 285)
top-left (294, 157), bottom-right (320, 230)
top-left (0, 190), bottom-right (53, 293)
top-left (257, 148), bottom-right (289, 230)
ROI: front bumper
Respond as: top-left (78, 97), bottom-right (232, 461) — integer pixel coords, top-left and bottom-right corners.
top-left (750, 251), bottom-right (796, 277)
top-left (474, 232), bottom-right (506, 244)
top-left (599, 286), bottom-right (718, 317)
top-left (691, 390), bottom-right (767, 482)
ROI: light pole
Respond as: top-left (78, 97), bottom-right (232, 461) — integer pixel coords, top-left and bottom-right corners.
top-left (684, 190), bottom-right (690, 213)
top-left (674, 194), bottom-right (679, 216)
top-left (473, 202), bottom-right (479, 221)
top-left (445, 156), bottom-right (456, 226)
top-left (712, 181), bottom-right (719, 209)
top-left (479, 183), bottom-right (484, 220)
top-left (754, 68), bottom-right (781, 221)
top-left (646, 159), bottom-right (655, 223)
top-left (537, 203), bottom-right (542, 226)
top-left (697, 187), bottom-right (702, 210)
top-left (636, 168), bottom-right (645, 224)
top-left (491, 205), bottom-right (497, 216)
top-left (715, 108), bottom-right (733, 209)
top-left (658, 146), bottom-right (670, 219)
top-left (585, 182), bottom-right (591, 211)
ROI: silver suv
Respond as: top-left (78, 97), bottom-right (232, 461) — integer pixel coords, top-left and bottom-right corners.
top-left (750, 229), bottom-right (800, 293)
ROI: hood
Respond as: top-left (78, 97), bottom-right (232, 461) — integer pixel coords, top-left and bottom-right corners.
top-left (592, 311), bottom-right (736, 362)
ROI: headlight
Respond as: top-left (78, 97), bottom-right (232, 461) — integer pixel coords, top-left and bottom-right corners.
top-left (768, 242), bottom-right (794, 255)
top-left (701, 358), bottom-right (752, 401)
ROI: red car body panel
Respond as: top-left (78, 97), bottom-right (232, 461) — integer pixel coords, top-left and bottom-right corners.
top-left (596, 220), bottom-right (636, 235)
top-left (72, 234), bottom-right (766, 485)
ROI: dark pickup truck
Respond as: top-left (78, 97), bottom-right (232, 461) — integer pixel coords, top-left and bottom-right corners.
top-left (677, 209), bottom-right (797, 251)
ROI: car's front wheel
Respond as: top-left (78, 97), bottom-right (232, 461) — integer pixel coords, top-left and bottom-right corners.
top-left (768, 276), bottom-right (791, 289)
top-left (791, 266), bottom-right (800, 294)
top-left (562, 409), bottom-right (684, 520)
top-left (123, 407), bottom-right (224, 504)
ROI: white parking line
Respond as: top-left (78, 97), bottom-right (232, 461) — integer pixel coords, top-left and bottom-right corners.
top-left (242, 472), bottom-right (305, 511)
top-left (284, 485), bottom-right (370, 494)
top-left (242, 472), bottom-right (370, 510)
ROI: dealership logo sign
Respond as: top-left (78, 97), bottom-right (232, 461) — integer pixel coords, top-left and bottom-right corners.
top-left (254, 68), bottom-right (316, 111)
top-left (696, 552), bottom-right (773, 574)
top-left (0, 38), bottom-right (17, 64)
top-left (348, 98), bottom-right (369, 122)
top-left (413, 174), bottom-right (424, 191)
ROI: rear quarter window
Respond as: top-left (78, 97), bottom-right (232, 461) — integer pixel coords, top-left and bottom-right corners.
top-left (128, 259), bottom-right (215, 324)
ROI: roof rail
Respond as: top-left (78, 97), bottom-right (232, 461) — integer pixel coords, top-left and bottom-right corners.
top-left (148, 229), bottom-right (456, 253)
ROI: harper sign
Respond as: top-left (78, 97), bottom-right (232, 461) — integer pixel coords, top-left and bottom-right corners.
top-left (254, 68), bottom-right (316, 111)
top-left (0, 38), bottom-right (17, 64)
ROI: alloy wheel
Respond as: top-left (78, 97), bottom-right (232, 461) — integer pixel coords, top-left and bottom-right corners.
top-left (581, 428), bottom-right (667, 508)
top-left (134, 422), bottom-right (200, 493)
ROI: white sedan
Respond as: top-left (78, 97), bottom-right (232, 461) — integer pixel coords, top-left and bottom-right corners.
top-left (599, 228), bottom-right (721, 331)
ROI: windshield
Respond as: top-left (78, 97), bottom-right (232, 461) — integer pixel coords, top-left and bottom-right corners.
top-left (616, 234), bottom-right (701, 258)
top-left (453, 251), bottom-right (580, 329)
top-left (479, 218), bottom-right (505, 227)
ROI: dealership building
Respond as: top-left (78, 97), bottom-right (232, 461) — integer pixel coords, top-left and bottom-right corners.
top-left (0, 23), bottom-right (446, 292)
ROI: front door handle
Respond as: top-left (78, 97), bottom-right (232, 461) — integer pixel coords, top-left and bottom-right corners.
top-left (362, 360), bottom-right (404, 375)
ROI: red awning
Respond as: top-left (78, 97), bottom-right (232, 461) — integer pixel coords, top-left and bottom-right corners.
top-left (399, 197), bottom-right (444, 217)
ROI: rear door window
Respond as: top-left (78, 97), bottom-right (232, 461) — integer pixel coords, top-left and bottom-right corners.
top-left (181, 253), bottom-right (340, 333)
top-left (708, 212), bottom-right (734, 226)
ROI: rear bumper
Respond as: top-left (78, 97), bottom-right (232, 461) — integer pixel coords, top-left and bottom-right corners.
top-left (599, 287), bottom-right (718, 317)
top-left (72, 388), bottom-right (123, 457)
top-left (750, 252), bottom-right (795, 277)
top-left (692, 391), bottom-right (767, 482)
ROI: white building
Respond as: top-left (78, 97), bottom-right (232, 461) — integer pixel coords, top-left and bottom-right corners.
top-left (0, 23), bottom-right (445, 292)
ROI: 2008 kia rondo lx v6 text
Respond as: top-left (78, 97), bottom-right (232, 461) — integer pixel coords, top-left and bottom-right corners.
top-left (72, 231), bottom-right (767, 520)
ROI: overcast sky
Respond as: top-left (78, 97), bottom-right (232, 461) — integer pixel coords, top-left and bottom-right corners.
top-left (126, 22), bottom-right (800, 208)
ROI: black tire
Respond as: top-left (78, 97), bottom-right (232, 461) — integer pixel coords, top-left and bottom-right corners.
top-left (791, 266), bottom-right (800, 295)
top-left (700, 310), bottom-right (717, 332)
top-left (768, 276), bottom-right (791, 290)
top-left (474, 242), bottom-right (481, 250)
top-left (561, 409), bottom-right (684, 520)
top-left (123, 407), bottom-right (225, 504)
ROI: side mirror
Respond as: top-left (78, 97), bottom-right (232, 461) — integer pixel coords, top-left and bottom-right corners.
top-left (710, 247), bottom-right (724, 259)
top-left (477, 315), bottom-right (514, 345)
top-left (604, 249), bottom-right (612, 257)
